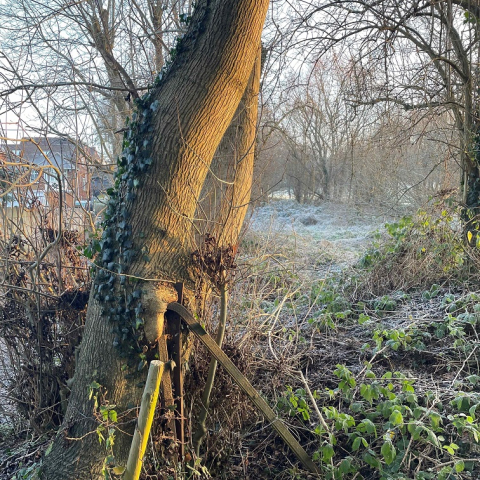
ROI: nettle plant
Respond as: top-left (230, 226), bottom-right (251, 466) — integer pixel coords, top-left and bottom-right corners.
top-left (308, 279), bottom-right (353, 331)
top-left (87, 380), bottom-right (124, 479)
top-left (278, 368), bottom-right (480, 479)
top-left (385, 209), bottom-right (465, 269)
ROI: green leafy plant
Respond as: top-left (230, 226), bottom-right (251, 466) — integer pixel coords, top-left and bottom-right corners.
top-left (373, 295), bottom-right (397, 314)
top-left (308, 279), bottom-right (353, 331)
top-left (277, 386), bottom-right (312, 421)
top-left (422, 283), bottom-right (441, 300)
top-left (352, 205), bottom-right (477, 298)
top-left (277, 339), bottom-right (480, 479)
top-left (88, 381), bottom-right (122, 480)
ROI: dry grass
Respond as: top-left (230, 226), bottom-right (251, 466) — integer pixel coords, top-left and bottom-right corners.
top-left (172, 204), bottom-right (480, 479)
top-left (165, 226), bottom-right (352, 478)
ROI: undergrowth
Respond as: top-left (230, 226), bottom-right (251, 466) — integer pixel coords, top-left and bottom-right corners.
top-left (278, 304), bottom-right (480, 479)
top-left (4, 202), bottom-right (480, 479)
top-left (353, 202), bottom-right (480, 297)
top-left (278, 204), bottom-right (480, 479)
top-left (199, 203), bottom-right (480, 479)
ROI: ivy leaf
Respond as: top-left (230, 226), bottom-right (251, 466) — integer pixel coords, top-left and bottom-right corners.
top-left (358, 418), bottom-right (377, 436)
top-left (350, 402), bottom-right (363, 413)
top-left (358, 313), bottom-right (370, 324)
top-left (363, 451), bottom-right (380, 468)
top-left (466, 375), bottom-right (480, 385)
top-left (339, 457), bottom-right (352, 474)
top-left (44, 442), bottom-right (53, 456)
top-left (100, 406), bottom-right (109, 421)
top-left (429, 412), bottom-right (442, 429)
top-left (102, 249), bottom-right (113, 262)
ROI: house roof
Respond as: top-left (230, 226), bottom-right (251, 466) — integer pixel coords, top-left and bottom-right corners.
top-left (5, 137), bottom-right (99, 171)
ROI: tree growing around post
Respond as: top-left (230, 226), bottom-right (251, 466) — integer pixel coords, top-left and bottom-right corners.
top-left (40, 0), bottom-right (269, 478)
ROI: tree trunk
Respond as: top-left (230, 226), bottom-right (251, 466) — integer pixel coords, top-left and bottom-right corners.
top-left (39, 0), bottom-right (269, 478)
top-left (464, 152), bottom-right (480, 211)
top-left (458, 76), bottom-right (480, 229)
top-left (462, 131), bottom-right (480, 236)
top-left (191, 42), bottom-right (262, 456)
top-left (196, 44), bottom-right (262, 248)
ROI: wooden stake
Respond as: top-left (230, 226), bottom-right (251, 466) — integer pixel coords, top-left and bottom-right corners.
top-left (172, 282), bottom-right (185, 458)
top-left (124, 360), bottom-right (165, 480)
top-left (167, 302), bottom-right (320, 474)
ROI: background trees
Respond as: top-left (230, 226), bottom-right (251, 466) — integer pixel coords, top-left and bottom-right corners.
top-left (277, 0), bottom-right (480, 209)
top-left (2, 0), bottom-right (473, 213)
top-left (257, 51), bottom-right (458, 209)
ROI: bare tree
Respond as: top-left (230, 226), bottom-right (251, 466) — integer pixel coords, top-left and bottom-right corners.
top-left (0, 0), bottom-right (193, 159)
top-left (277, 56), bottom-right (369, 203)
top-left (256, 47), bottom-right (458, 209)
top-left (280, 0), bottom-right (480, 212)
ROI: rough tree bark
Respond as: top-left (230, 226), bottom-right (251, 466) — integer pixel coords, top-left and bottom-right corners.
top-left (197, 44), bottom-right (262, 247)
top-left (39, 1), bottom-right (269, 478)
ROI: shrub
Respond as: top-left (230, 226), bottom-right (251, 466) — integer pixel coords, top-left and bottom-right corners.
top-left (353, 203), bottom-right (475, 297)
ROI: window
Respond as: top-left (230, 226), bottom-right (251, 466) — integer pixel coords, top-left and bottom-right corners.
top-left (30, 169), bottom-right (41, 183)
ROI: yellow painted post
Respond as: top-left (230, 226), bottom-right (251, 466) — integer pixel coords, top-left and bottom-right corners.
top-left (123, 360), bottom-right (165, 480)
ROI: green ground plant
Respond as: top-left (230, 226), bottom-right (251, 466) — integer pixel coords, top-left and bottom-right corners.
top-left (354, 204), bottom-right (479, 297)
top-left (278, 358), bottom-right (480, 479)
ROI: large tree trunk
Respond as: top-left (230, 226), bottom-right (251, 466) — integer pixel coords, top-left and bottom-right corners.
top-left (196, 44), bottom-right (262, 248)
top-left (39, 1), bottom-right (269, 478)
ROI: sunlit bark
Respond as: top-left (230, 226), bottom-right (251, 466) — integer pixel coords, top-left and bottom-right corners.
top-left (39, 1), bottom-right (269, 478)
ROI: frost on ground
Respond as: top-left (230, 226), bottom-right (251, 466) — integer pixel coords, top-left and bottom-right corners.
top-left (242, 200), bottom-right (390, 278)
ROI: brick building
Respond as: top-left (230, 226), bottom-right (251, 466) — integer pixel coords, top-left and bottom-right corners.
top-left (5, 137), bottom-right (100, 208)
